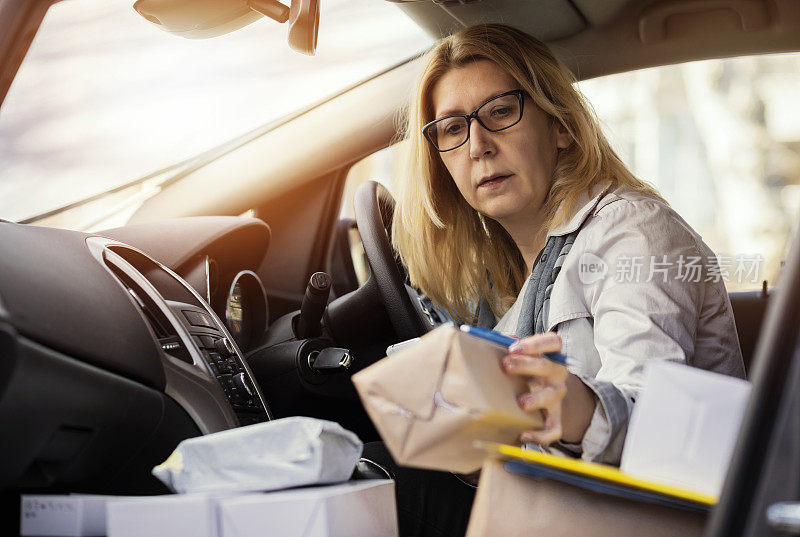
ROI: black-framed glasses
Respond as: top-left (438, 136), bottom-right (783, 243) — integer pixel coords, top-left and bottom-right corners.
top-left (422, 89), bottom-right (526, 152)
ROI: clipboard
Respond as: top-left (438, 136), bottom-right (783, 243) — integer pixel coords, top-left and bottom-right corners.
top-left (480, 443), bottom-right (717, 512)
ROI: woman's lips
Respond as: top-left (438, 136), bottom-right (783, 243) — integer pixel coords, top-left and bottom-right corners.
top-left (478, 174), bottom-right (511, 188)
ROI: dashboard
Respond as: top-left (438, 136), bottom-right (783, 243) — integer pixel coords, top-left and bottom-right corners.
top-left (0, 216), bottom-right (274, 497)
top-left (0, 211), bottom-right (397, 518)
top-left (95, 238), bottom-right (271, 430)
top-left (100, 216), bottom-right (273, 354)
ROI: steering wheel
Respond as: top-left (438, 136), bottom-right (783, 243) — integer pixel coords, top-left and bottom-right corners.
top-left (353, 180), bottom-right (433, 341)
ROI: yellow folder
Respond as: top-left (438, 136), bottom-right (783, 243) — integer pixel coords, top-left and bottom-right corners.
top-left (480, 442), bottom-right (717, 506)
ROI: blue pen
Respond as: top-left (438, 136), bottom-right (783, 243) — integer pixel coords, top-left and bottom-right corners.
top-left (459, 324), bottom-right (573, 367)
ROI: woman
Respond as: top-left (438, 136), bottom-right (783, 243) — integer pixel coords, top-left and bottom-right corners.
top-left (370, 22), bottom-right (746, 537)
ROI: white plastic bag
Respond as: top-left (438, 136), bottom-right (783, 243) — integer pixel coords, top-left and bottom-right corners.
top-left (152, 417), bottom-right (363, 494)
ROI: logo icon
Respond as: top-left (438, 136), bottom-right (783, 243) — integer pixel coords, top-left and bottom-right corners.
top-left (578, 252), bottom-right (608, 285)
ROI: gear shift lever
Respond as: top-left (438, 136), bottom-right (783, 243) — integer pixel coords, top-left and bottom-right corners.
top-left (293, 271), bottom-right (331, 339)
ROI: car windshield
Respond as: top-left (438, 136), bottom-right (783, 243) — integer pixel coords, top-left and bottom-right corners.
top-left (0, 0), bottom-right (432, 227)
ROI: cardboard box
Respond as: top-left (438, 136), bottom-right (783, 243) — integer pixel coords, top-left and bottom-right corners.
top-left (218, 480), bottom-right (398, 537)
top-left (105, 481), bottom-right (396, 537)
top-left (106, 493), bottom-right (226, 537)
top-left (466, 458), bottom-right (706, 537)
top-left (620, 360), bottom-right (752, 497)
top-left (21, 494), bottom-right (114, 537)
top-left (353, 325), bottom-right (541, 473)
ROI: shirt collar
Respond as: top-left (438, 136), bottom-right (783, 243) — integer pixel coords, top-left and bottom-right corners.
top-left (547, 183), bottom-right (613, 238)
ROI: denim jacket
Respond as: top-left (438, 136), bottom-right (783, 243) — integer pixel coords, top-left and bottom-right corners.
top-left (494, 185), bottom-right (746, 464)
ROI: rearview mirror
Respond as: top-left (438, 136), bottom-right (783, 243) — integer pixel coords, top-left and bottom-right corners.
top-left (133, 0), bottom-right (320, 55)
top-left (285, 0), bottom-right (319, 55)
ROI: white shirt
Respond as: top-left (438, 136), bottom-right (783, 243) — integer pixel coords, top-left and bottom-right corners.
top-left (495, 185), bottom-right (745, 464)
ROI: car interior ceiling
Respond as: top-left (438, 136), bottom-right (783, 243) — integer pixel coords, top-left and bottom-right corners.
top-left (399, 0), bottom-right (800, 79)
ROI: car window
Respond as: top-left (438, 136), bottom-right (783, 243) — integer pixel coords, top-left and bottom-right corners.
top-left (344, 53), bottom-right (800, 292)
top-left (341, 140), bottom-right (406, 219)
top-left (0, 0), bottom-right (433, 227)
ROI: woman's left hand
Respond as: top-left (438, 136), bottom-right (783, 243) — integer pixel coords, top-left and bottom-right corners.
top-left (501, 331), bottom-right (568, 445)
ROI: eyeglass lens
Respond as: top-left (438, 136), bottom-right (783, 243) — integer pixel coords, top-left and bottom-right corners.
top-left (427, 93), bottom-right (522, 151)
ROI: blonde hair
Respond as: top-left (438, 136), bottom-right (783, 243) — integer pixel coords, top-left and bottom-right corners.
top-left (392, 24), bottom-right (662, 322)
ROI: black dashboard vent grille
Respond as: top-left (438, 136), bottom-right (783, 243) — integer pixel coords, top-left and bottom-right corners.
top-left (105, 257), bottom-right (193, 364)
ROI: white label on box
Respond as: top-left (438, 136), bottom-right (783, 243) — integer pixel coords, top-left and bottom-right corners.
top-left (21, 495), bottom-right (111, 537)
top-left (22, 497), bottom-right (81, 537)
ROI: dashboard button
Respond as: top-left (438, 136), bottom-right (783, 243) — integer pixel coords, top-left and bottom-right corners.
top-left (214, 337), bottom-right (236, 356)
top-left (232, 372), bottom-right (255, 398)
top-left (183, 310), bottom-right (215, 328)
top-left (208, 353), bottom-right (227, 371)
top-left (183, 310), bottom-right (206, 326)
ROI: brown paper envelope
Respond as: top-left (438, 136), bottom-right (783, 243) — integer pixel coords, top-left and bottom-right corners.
top-left (353, 327), bottom-right (455, 420)
top-left (352, 327), bottom-right (456, 461)
top-left (401, 401), bottom-right (474, 466)
top-left (425, 330), bottom-right (541, 472)
top-left (353, 325), bottom-right (545, 473)
top-left (403, 410), bottom-right (543, 473)
top-left (357, 391), bottom-right (419, 459)
top-left (444, 332), bottom-right (544, 425)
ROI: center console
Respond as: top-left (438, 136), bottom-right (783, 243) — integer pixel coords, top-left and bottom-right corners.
top-left (177, 305), bottom-right (268, 425)
top-left (88, 237), bottom-right (271, 433)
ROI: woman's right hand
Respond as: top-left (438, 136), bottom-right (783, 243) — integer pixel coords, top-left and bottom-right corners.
top-left (501, 332), bottom-right (569, 445)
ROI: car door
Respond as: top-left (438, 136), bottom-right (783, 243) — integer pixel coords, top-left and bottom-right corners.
top-left (706, 216), bottom-right (800, 536)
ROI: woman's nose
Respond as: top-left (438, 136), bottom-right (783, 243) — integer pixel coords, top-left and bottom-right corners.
top-left (468, 119), bottom-right (495, 159)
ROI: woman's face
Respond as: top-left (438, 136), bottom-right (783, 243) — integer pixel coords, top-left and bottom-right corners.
top-left (430, 60), bottom-right (570, 228)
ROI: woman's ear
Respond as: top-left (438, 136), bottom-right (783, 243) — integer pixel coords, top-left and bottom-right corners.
top-left (555, 121), bottom-right (572, 150)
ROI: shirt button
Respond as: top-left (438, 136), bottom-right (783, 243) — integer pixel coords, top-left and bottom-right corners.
top-left (541, 254), bottom-right (548, 262)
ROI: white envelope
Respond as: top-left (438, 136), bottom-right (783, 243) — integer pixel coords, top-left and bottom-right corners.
top-left (620, 360), bottom-right (751, 498)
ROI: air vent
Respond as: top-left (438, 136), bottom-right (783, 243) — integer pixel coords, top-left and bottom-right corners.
top-left (124, 285), bottom-right (169, 338)
top-left (105, 256), bottom-right (193, 365)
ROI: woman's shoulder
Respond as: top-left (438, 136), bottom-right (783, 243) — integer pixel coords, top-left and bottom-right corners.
top-left (593, 186), bottom-right (669, 216)
top-left (593, 187), bottom-right (692, 230)
top-left (584, 185), bottom-right (707, 254)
